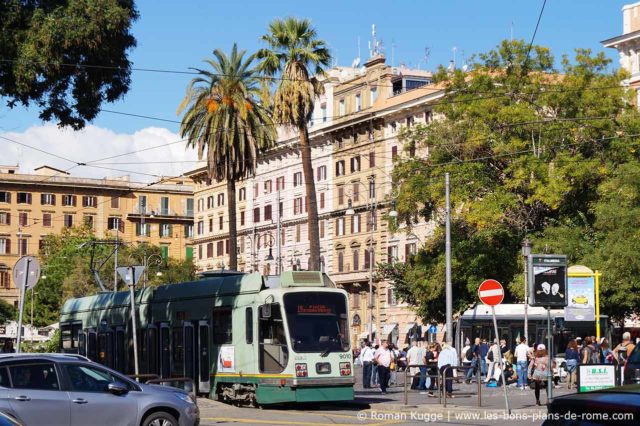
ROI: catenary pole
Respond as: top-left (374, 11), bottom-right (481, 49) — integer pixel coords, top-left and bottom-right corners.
top-left (445, 173), bottom-right (453, 343)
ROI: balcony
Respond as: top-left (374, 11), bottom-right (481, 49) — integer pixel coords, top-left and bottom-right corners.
top-left (127, 207), bottom-right (194, 223)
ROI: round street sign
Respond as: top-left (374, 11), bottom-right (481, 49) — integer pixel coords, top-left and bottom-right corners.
top-left (478, 279), bottom-right (504, 306)
top-left (13, 256), bottom-right (41, 290)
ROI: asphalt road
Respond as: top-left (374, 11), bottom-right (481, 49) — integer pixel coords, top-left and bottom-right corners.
top-left (196, 369), bottom-right (573, 425)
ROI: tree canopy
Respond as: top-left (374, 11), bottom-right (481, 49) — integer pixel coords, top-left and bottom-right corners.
top-left (0, 0), bottom-right (138, 128)
top-left (383, 40), bottom-right (640, 322)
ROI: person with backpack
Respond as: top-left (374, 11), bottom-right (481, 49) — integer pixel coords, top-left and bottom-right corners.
top-left (613, 332), bottom-right (636, 365)
top-left (528, 344), bottom-right (550, 406)
top-left (565, 339), bottom-right (580, 390)
top-left (485, 339), bottom-right (501, 383)
top-left (580, 336), bottom-right (599, 364)
top-left (515, 337), bottom-right (530, 390)
top-left (464, 338), bottom-right (480, 383)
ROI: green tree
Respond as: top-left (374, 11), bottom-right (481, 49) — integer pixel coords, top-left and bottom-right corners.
top-left (178, 44), bottom-right (275, 271)
top-left (0, 0), bottom-right (138, 129)
top-left (258, 17), bottom-right (331, 271)
top-left (386, 40), bottom-right (640, 321)
top-left (0, 298), bottom-right (16, 323)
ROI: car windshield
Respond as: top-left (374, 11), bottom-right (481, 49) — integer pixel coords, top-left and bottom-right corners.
top-left (283, 292), bottom-right (349, 353)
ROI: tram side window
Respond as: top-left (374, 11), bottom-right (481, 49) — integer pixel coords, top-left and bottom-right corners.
top-left (246, 308), bottom-right (253, 344)
top-left (61, 323), bottom-right (83, 352)
top-left (259, 303), bottom-right (288, 373)
top-left (213, 308), bottom-right (232, 344)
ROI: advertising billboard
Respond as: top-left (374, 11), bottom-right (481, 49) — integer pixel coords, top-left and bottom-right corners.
top-left (528, 255), bottom-right (568, 308)
top-left (565, 275), bottom-right (596, 321)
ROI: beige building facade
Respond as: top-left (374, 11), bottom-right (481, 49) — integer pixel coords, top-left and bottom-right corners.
top-left (0, 165), bottom-right (194, 306)
top-left (190, 54), bottom-right (445, 349)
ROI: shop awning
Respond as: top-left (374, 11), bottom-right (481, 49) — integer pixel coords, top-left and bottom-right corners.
top-left (382, 323), bottom-right (398, 336)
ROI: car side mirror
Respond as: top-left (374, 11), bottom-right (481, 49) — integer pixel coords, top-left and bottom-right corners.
top-left (107, 382), bottom-right (129, 396)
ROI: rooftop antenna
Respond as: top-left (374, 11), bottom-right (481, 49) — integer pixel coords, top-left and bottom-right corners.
top-left (369, 24), bottom-right (381, 57)
top-left (352, 36), bottom-right (361, 68)
top-left (452, 46), bottom-right (457, 69)
top-left (418, 46), bottom-right (431, 70)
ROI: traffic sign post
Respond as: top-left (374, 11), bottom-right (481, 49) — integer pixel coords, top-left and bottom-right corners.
top-left (117, 266), bottom-right (144, 377)
top-left (13, 256), bottom-right (41, 353)
top-left (478, 279), bottom-right (510, 414)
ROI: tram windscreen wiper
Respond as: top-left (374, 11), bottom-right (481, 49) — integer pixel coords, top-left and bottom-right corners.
top-left (320, 347), bottom-right (331, 357)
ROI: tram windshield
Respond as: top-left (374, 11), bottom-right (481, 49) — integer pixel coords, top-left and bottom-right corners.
top-left (284, 292), bottom-right (349, 353)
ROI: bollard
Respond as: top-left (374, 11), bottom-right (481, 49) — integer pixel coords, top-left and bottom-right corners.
top-left (404, 365), bottom-right (409, 405)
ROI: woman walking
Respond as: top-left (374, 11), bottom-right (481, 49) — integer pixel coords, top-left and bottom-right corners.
top-left (528, 344), bottom-right (550, 406)
top-left (565, 340), bottom-right (579, 389)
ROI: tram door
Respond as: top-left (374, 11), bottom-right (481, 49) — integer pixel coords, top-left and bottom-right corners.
top-left (197, 320), bottom-right (210, 393)
top-left (97, 329), bottom-right (114, 368)
top-left (87, 330), bottom-right (97, 362)
top-left (147, 325), bottom-right (159, 377)
top-left (184, 322), bottom-right (195, 381)
top-left (160, 323), bottom-right (171, 379)
top-left (78, 331), bottom-right (87, 357)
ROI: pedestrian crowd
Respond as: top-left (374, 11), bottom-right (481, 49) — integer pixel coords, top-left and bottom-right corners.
top-left (354, 331), bottom-right (637, 405)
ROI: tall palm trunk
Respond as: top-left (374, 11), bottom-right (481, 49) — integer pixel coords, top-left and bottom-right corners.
top-left (299, 126), bottom-right (320, 271)
top-left (227, 179), bottom-right (238, 270)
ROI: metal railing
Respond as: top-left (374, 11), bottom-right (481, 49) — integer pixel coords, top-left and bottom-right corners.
top-left (442, 365), bottom-right (482, 408)
top-left (403, 363), bottom-right (441, 405)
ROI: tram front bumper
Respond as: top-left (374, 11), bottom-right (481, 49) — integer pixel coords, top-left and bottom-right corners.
top-left (258, 376), bottom-right (356, 387)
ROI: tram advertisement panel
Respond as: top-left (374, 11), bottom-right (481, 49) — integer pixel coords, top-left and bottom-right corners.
top-left (218, 346), bottom-right (235, 373)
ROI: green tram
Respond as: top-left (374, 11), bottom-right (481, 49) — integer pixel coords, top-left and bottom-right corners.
top-left (59, 271), bottom-right (355, 405)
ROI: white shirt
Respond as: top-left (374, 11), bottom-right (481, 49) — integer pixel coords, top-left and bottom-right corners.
top-left (515, 343), bottom-right (529, 362)
top-left (361, 346), bottom-right (374, 362)
top-left (374, 347), bottom-right (392, 367)
top-left (438, 345), bottom-right (458, 368)
top-left (406, 346), bottom-right (425, 375)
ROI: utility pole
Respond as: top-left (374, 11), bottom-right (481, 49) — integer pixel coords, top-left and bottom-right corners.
top-left (368, 175), bottom-right (376, 344)
top-left (277, 188), bottom-right (282, 275)
top-left (522, 239), bottom-right (532, 343)
top-left (114, 218), bottom-right (119, 293)
top-left (445, 173), bottom-right (453, 343)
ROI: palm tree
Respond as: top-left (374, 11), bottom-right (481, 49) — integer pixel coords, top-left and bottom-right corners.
top-left (178, 44), bottom-right (275, 271)
top-left (258, 17), bottom-right (331, 271)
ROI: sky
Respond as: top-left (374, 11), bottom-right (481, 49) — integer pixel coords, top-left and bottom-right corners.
top-left (0, 0), bottom-right (632, 181)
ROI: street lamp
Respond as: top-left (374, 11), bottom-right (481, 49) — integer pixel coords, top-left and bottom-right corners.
top-left (245, 232), bottom-right (275, 273)
top-left (388, 201), bottom-right (398, 218)
top-left (128, 252), bottom-right (163, 287)
top-left (522, 238), bottom-right (532, 343)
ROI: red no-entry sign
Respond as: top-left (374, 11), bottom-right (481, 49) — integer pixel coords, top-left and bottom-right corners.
top-left (478, 279), bottom-right (505, 306)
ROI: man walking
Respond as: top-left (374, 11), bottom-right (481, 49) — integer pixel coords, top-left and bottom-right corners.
top-left (361, 341), bottom-right (374, 388)
top-left (465, 338), bottom-right (480, 383)
top-left (438, 341), bottom-right (458, 398)
top-left (406, 340), bottom-right (423, 389)
top-left (515, 337), bottom-right (529, 390)
top-left (374, 340), bottom-right (392, 394)
top-left (479, 338), bottom-right (489, 379)
top-left (614, 332), bottom-right (636, 365)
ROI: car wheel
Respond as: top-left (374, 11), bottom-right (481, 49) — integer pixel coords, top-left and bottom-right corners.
top-left (143, 412), bottom-right (178, 426)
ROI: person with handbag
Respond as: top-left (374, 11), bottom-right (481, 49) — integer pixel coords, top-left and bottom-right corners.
top-left (528, 344), bottom-right (550, 406)
top-left (374, 340), bottom-right (392, 394)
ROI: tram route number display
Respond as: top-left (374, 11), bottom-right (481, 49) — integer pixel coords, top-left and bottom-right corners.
top-left (528, 254), bottom-right (568, 308)
top-left (297, 304), bottom-right (334, 314)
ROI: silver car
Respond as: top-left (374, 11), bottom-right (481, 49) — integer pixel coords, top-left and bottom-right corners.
top-left (0, 354), bottom-right (199, 426)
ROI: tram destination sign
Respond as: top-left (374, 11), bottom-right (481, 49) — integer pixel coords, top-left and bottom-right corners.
top-left (528, 254), bottom-right (568, 308)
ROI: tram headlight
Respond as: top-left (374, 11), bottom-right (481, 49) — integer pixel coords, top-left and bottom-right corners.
top-left (174, 392), bottom-right (195, 404)
top-left (295, 363), bottom-right (308, 377)
top-left (339, 362), bottom-right (351, 376)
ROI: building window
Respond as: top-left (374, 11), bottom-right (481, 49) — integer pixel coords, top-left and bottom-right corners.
top-left (364, 248), bottom-right (375, 269)
top-left (293, 197), bottom-right (303, 215)
top-left (41, 193), bottom-right (55, 206)
top-left (184, 224), bottom-right (193, 238)
top-left (82, 196), bottom-right (97, 208)
top-left (217, 241), bottom-right (224, 256)
top-left (83, 215), bottom-right (94, 230)
top-left (197, 221), bottom-right (204, 235)
top-left (62, 194), bottom-right (77, 207)
top-left (316, 166), bottom-right (326, 181)
top-left (293, 172), bottom-right (303, 187)
top-left (353, 293), bottom-right (361, 309)
top-left (214, 215), bottom-right (221, 230)
top-left (319, 220), bottom-right (325, 239)
top-left (63, 214), bottom-right (74, 228)
top-left (387, 245), bottom-right (398, 263)
top-left (425, 110), bottom-right (433, 123)
top-left (337, 251), bottom-right (344, 272)
top-left (264, 205), bottom-right (272, 221)
top-left (319, 192), bottom-right (325, 209)
top-left (208, 218), bottom-right (213, 233)
top-left (338, 186), bottom-right (344, 206)
top-left (355, 93), bottom-right (361, 112)
top-left (276, 176), bottom-right (285, 191)
top-left (206, 243), bottom-right (213, 258)
top-left (369, 151), bottom-right (376, 168)
top-left (135, 223), bottom-right (150, 236)
top-left (240, 211), bottom-right (245, 226)
top-left (108, 217), bottom-right (123, 232)
top-left (0, 192), bottom-right (10, 203)
top-left (111, 196), bottom-right (120, 209)
top-left (336, 218), bottom-right (345, 236)
top-left (335, 160), bottom-right (345, 177)
top-left (160, 197), bottom-right (169, 215)
top-left (369, 178), bottom-right (376, 199)
top-left (18, 212), bottom-right (28, 227)
top-left (321, 103), bottom-right (327, 122)
top-left (0, 212), bottom-right (9, 225)
top-left (197, 198), bottom-right (204, 212)
top-left (186, 198), bottom-right (194, 216)
top-left (0, 270), bottom-right (9, 289)
top-left (353, 249), bottom-right (360, 271)
top-left (339, 99), bottom-right (345, 116)
top-left (351, 214), bottom-right (361, 234)
top-left (18, 238), bottom-right (28, 256)
top-left (405, 243), bottom-right (417, 261)
top-left (253, 183), bottom-right (259, 199)
top-left (160, 224), bottom-right (172, 238)
top-left (295, 224), bottom-right (301, 243)
top-left (198, 244), bottom-right (203, 260)
top-left (207, 196), bottom-right (214, 209)
top-left (391, 146), bottom-right (398, 159)
top-left (253, 208), bottom-right (260, 223)
top-left (17, 192), bottom-right (32, 204)
top-left (217, 193), bottom-right (225, 206)
top-left (353, 183), bottom-right (360, 202)
top-left (0, 238), bottom-right (10, 255)
top-left (387, 287), bottom-right (397, 305)
top-left (350, 156), bottom-right (361, 173)
top-left (279, 201), bottom-right (283, 217)
top-left (370, 88), bottom-right (377, 104)
top-left (263, 180), bottom-right (272, 194)
top-left (238, 188), bottom-right (246, 201)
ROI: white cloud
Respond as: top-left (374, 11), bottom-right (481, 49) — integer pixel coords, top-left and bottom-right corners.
top-left (0, 124), bottom-right (202, 182)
